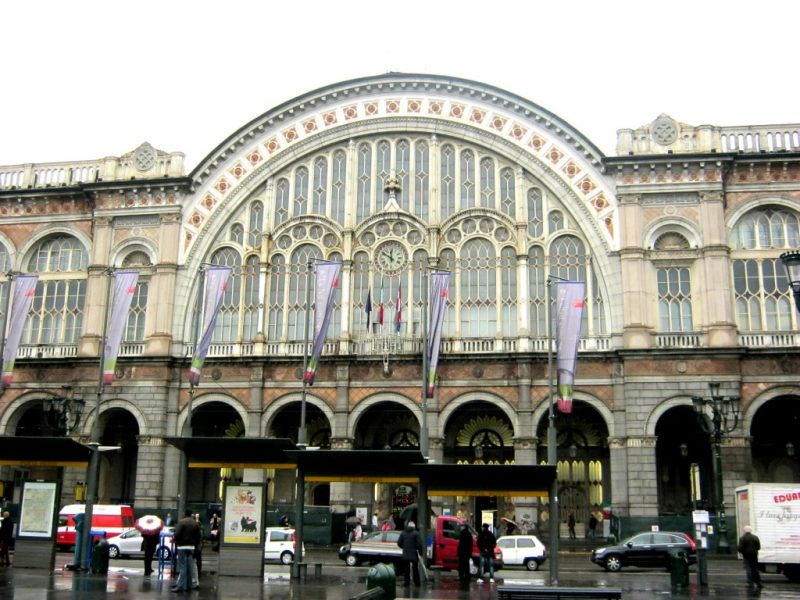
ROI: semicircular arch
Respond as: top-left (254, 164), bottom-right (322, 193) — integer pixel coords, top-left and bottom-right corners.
top-left (176, 391), bottom-right (249, 436)
top-left (262, 393), bottom-right (335, 437)
top-left (531, 392), bottom-right (615, 438)
top-left (438, 391), bottom-right (517, 439)
top-left (349, 392), bottom-right (422, 439)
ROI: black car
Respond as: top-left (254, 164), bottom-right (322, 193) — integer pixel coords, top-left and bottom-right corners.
top-left (590, 531), bottom-right (696, 572)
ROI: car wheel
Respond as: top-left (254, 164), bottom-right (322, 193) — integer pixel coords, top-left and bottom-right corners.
top-left (525, 558), bottom-right (540, 571)
top-left (280, 551), bottom-right (294, 565)
top-left (604, 554), bottom-right (622, 572)
top-left (345, 553), bottom-right (360, 567)
top-left (107, 545), bottom-right (120, 559)
top-left (158, 546), bottom-right (171, 561)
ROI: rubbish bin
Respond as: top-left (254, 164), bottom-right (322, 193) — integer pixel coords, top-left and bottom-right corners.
top-left (91, 536), bottom-right (110, 575)
top-left (367, 562), bottom-right (396, 600)
top-left (668, 550), bottom-right (689, 587)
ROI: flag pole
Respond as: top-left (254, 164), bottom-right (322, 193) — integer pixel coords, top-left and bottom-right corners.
top-left (178, 266), bottom-right (207, 518)
top-left (420, 270), bottom-right (429, 458)
top-left (0, 271), bottom-right (16, 400)
top-left (298, 259), bottom-right (313, 448)
top-left (80, 267), bottom-right (114, 570)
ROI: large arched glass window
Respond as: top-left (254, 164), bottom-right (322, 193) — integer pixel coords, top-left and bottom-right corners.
top-left (396, 139), bottom-right (410, 212)
top-left (287, 244), bottom-right (322, 341)
top-left (480, 158), bottom-right (495, 209)
top-left (440, 249), bottom-right (456, 336)
top-left (549, 235), bottom-right (593, 336)
top-left (657, 267), bottom-right (693, 332)
top-left (440, 144), bottom-right (455, 219)
top-left (24, 235), bottom-right (88, 345)
top-left (293, 167), bottom-right (309, 216)
top-left (527, 188), bottom-right (544, 238)
top-left (312, 157), bottom-right (328, 216)
top-left (460, 149), bottom-right (475, 209)
top-left (210, 247), bottom-right (242, 342)
top-left (331, 150), bottom-right (347, 225)
top-left (247, 201), bottom-right (263, 247)
top-left (357, 143), bottom-right (372, 221)
top-left (120, 250), bottom-right (151, 343)
top-left (730, 206), bottom-right (800, 331)
top-left (501, 246), bottom-right (517, 336)
top-left (528, 245), bottom-right (547, 336)
top-left (414, 141), bottom-right (429, 221)
top-left (500, 168), bottom-right (515, 218)
top-left (267, 254), bottom-right (285, 341)
top-left (459, 238), bottom-right (496, 337)
top-left (275, 178), bottom-right (290, 226)
top-left (352, 251), bottom-right (371, 334)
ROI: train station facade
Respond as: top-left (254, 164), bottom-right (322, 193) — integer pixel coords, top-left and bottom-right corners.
top-left (0, 73), bottom-right (798, 541)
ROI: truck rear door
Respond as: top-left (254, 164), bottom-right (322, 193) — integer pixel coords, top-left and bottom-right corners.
top-left (434, 518), bottom-right (462, 569)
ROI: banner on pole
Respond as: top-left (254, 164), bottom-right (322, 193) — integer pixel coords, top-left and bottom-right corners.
top-left (555, 281), bottom-right (586, 414)
top-left (189, 266), bottom-right (232, 386)
top-left (395, 283), bottom-right (402, 333)
top-left (1, 275), bottom-right (38, 389)
top-left (365, 290), bottom-right (372, 332)
top-left (425, 271), bottom-right (450, 398)
top-left (304, 261), bottom-right (342, 386)
top-left (102, 271), bottom-right (139, 386)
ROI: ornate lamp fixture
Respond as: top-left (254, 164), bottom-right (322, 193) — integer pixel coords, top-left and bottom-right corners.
top-left (42, 386), bottom-right (85, 435)
top-left (779, 251), bottom-right (800, 313)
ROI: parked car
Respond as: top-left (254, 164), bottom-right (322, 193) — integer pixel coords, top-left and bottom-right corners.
top-left (264, 527), bottom-right (303, 564)
top-left (339, 529), bottom-right (403, 566)
top-left (590, 531), bottom-right (696, 572)
top-left (496, 535), bottom-right (547, 570)
top-left (106, 527), bottom-right (174, 561)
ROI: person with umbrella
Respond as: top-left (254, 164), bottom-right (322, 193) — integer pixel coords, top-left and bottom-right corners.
top-left (135, 515), bottom-right (164, 576)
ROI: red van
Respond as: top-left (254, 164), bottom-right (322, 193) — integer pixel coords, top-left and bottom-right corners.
top-left (56, 504), bottom-right (135, 550)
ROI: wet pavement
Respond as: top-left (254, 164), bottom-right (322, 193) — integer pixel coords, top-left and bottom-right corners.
top-left (0, 550), bottom-right (798, 599)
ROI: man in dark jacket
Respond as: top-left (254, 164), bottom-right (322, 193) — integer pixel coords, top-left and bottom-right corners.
top-left (457, 523), bottom-right (473, 582)
top-left (396, 521), bottom-right (422, 586)
top-left (171, 509), bottom-right (201, 592)
top-left (477, 523), bottom-right (496, 584)
top-left (737, 525), bottom-right (763, 589)
top-left (0, 511), bottom-right (13, 566)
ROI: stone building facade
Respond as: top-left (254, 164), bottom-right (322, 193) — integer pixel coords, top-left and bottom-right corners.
top-left (0, 74), bottom-right (798, 543)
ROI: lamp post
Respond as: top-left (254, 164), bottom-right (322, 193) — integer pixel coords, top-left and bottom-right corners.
top-left (779, 251), bottom-right (800, 314)
top-left (691, 382), bottom-right (739, 553)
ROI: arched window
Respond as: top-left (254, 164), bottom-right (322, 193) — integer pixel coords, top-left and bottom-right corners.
top-left (440, 249), bottom-right (456, 336)
top-left (527, 188), bottom-right (544, 237)
top-left (267, 254), bottom-right (285, 342)
top-left (460, 149), bottom-right (475, 209)
top-left (24, 235), bottom-right (88, 345)
top-left (312, 157), bottom-right (328, 216)
top-left (247, 201), bottom-right (263, 247)
top-left (357, 143), bottom-right (372, 221)
top-left (548, 209), bottom-right (564, 233)
top-left (331, 150), bottom-right (347, 225)
top-left (275, 178), bottom-right (290, 226)
top-left (414, 141), bottom-right (429, 221)
top-left (500, 168), bottom-right (515, 218)
top-left (501, 246), bottom-right (517, 336)
top-left (396, 139), bottom-right (410, 212)
top-left (293, 167), bottom-right (309, 216)
top-left (210, 247), bottom-right (242, 342)
top-left (230, 223), bottom-right (244, 244)
top-left (440, 144), bottom-right (455, 219)
top-left (287, 245), bottom-right (322, 341)
top-left (459, 238), bottom-right (495, 337)
top-left (730, 206), bottom-right (800, 331)
top-left (549, 235), bottom-right (596, 336)
top-left (376, 140), bottom-right (391, 210)
top-left (121, 250), bottom-right (151, 343)
top-left (657, 267), bottom-right (693, 332)
top-left (480, 158), bottom-right (495, 209)
top-left (352, 252), bottom-right (371, 335)
top-left (528, 245), bottom-right (547, 336)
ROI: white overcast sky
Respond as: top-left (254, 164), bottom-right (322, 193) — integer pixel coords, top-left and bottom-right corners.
top-left (2, 1), bottom-right (797, 170)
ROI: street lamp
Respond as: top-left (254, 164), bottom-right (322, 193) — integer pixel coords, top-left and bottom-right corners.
top-left (691, 382), bottom-right (740, 553)
top-left (779, 251), bottom-right (800, 313)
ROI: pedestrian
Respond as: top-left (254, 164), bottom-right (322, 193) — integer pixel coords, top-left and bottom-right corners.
top-left (165, 512), bottom-right (175, 527)
top-left (352, 521), bottom-right (362, 541)
top-left (588, 513), bottom-right (598, 540)
top-left (477, 523), bottom-right (496, 584)
top-left (209, 513), bottom-right (221, 552)
top-left (0, 511), bottom-right (13, 567)
top-left (193, 513), bottom-right (204, 577)
top-left (737, 525), bottom-right (763, 590)
top-left (568, 513), bottom-right (576, 539)
top-left (171, 509), bottom-right (200, 592)
top-left (457, 522), bottom-right (473, 582)
top-left (396, 521), bottom-right (422, 586)
top-left (371, 512), bottom-right (379, 531)
top-left (140, 530), bottom-right (159, 576)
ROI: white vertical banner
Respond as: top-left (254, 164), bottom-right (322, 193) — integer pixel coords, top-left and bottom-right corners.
top-left (303, 261), bottom-right (342, 386)
top-left (102, 271), bottom-right (139, 386)
top-left (555, 281), bottom-right (585, 414)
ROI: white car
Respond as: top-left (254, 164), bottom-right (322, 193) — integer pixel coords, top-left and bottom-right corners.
top-left (496, 535), bottom-right (547, 571)
top-left (106, 527), bottom-right (174, 561)
top-left (264, 527), bottom-right (303, 564)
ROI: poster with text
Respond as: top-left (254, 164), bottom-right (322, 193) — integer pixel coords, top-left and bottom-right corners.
top-left (222, 483), bottom-right (265, 545)
top-left (18, 480), bottom-right (58, 539)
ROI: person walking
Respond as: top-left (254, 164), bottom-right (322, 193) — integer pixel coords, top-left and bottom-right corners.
top-left (396, 521), bottom-right (422, 586)
top-left (209, 513), bottom-right (221, 552)
top-left (477, 523), bottom-right (496, 584)
top-left (588, 513), bottom-right (599, 541)
top-left (457, 522), bottom-right (473, 582)
top-left (171, 509), bottom-right (201, 592)
top-left (141, 531), bottom-right (159, 576)
top-left (737, 525), bottom-right (763, 590)
top-left (568, 513), bottom-right (577, 539)
top-left (165, 512), bottom-right (175, 527)
top-left (0, 511), bottom-right (13, 567)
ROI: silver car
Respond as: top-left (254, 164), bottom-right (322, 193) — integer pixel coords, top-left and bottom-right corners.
top-left (106, 527), bottom-right (174, 561)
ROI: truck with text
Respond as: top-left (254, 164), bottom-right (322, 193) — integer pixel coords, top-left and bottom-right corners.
top-left (734, 483), bottom-right (800, 582)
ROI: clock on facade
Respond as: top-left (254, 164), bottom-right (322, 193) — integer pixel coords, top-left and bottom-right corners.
top-left (375, 241), bottom-right (408, 274)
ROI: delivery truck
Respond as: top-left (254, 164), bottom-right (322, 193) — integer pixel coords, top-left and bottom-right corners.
top-left (734, 483), bottom-right (800, 582)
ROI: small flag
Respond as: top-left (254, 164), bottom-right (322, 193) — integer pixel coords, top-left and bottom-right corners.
top-left (365, 290), bottom-right (373, 332)
top-left (378, 278), bottom-right (385, 326)
top-left (395, 283), bottom-right (402, 333)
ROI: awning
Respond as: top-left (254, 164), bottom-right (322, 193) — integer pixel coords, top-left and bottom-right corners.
top-left (285, 449), bottom-right (425, 483)
top-left (0, 435), bottom-right (93, 467)
top-left (415, 463), bottom-right (557, 497)
top-left (163, 436), bottom-right (297, 469)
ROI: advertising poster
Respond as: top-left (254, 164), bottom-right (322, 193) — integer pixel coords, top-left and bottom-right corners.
top-left (18, 480), bottom-right (58, 539)
top-left (223, 483), bottom-right (264, 545)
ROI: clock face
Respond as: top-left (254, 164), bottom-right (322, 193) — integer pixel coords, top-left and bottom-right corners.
top-left (375, 242), bottom-right (407, 274)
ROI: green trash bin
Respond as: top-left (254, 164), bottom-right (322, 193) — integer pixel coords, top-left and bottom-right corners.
top-left (668, 550), bottom-right (689, 587)
top-left (367, 562), bottom-right (396, 600)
